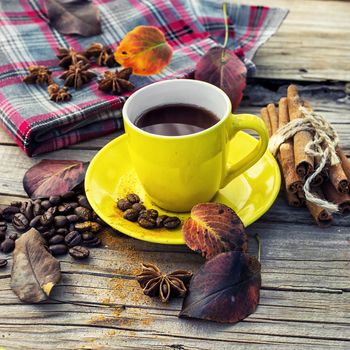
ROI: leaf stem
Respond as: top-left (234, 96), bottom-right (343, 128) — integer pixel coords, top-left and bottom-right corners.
top-left (255, 233), bottom-right (261, 262)
top-left (222, 2), bottom-right (229, 49)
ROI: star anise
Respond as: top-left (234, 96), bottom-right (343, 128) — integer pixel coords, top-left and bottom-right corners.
top-left (48, 83), bottom-right (72, 103)
top-left (136, 263), bottom-right (192, 303)
top-left (98, 68), bottom-right (134, 95)
top-left (85, 42), bottom-right (118, 67)
top-left (56, 47), bottom-right (89, 68)
top-left (23, 65), bottom-right (53, 85)
top-left (59, 61), bottom-right (96, 89)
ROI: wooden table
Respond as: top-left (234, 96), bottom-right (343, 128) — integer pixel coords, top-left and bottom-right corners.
top-left (1, 1), bottom-right (350, 349)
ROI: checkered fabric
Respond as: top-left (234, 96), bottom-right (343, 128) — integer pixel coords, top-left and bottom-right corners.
top-left (0, 0), bottom-right (288, 156)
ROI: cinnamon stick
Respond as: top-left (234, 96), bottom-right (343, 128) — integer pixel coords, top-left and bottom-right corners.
top-left (278, 98), bottom-right (304, 193)
top-left (267, 104), bottom-right (278, 134)
top-left (287, 85), bottom-right (314, 178)
top-left (329, 161), bottom-right (349, 193)
top-left (302, 100), bottom-right (326, 187)
top-left (323, 181), bottom-right (350, 215)
top-left (336, 148), bottom-right (350, 182)
top-left (286, 191), bottom-right (304, 208)
top-left (305, 190), bottom-right (333, 227)
top-left (260, 107), bottom-right (272, 137)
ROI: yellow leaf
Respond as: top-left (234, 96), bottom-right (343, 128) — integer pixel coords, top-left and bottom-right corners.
top-left (42, 282), bottom-right (55, 296)
top-left (114, 26), bottom-right (173, 76)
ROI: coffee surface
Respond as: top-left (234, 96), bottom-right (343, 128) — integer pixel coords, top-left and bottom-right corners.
top-left (134, 104), bottom-right (220, 136)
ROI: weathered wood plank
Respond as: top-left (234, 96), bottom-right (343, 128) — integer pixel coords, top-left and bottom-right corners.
top-left (242, 0), bottom-right (350, 81)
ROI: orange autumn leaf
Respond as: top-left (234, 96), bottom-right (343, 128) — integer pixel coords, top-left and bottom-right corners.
top-left (114, 26), bottom-right (173, 76)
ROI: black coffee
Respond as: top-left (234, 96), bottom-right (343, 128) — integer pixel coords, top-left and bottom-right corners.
top-left (134, 104), bottom-right (220, 136)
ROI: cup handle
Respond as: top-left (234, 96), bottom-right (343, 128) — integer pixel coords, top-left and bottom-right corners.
top-left (220, 113), bottom-right (269, 188)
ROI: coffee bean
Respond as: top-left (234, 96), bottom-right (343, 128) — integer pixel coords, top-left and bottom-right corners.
top-left (20, 201), bottom-right (34, 221)
top-left (68, 202), bottom-right (79, 210)
top-left (74, 207), bottom-right (91, 221)
top-left (146, 209), bottom-right (158, 220)
top-left (132, 203), bottom-right (146, 213)
top-left (36, 225), bottom-right (47, 233)
top-left (1, 238), bottom-right (15, 253)
top-left (34, 199), bottom-right (41, 205)
top-left (66, 214), bottom-right (79, 223)
top-left (0, 232), bottom-right (6, 242)
top-left (41, 200), bottom-right (51, 210)
top-left (2, 206), bottom-right (20, 222)
top-left (123, 208), bottom-right (139, 222)
top-left (12, 213), bottom-right (29, 232)
top-left (0, 259), bottom-right (8, 268)
top-left (49, 235), bottom-right (65, 245)
top-left (83, 237), bottom-right (101, 247)
top-left (10, 201), bottom-right (22, 207)
top-left (29, 215), bottom-right (42, 228)
top-left (156, 215), bottom-right (168, 228)
top-left (58, 203), bottom-right (72, 215)
top-left (33, 202), bottom-right (44, 216)
top-left (126, 193), bottom-right (140, 204)
top-left (47, 206), bottom-right (57, 216)
top-left (163, 216), bottom-right (181, 229)
top-left (90, 222), bottom-right (101, 233)
top-left (56, 228), bottom-right (68, 236)
top-left (95, 217), bottom-right (105, 225)
top-left (74, 222), bottom-right (91, 232)
top-left (82, 232), bottom-right (94, 241)
top-left (117, 199), bottom-right (132, 211)
top-left (41, 229), bottom-right (56, 241)
top-left (9, 233), bottom-right (18, 241)
top-left (54, 215), bottom-right (68, 228)
top-left (91, 211), bottom-right (98, 220)
top-left (138, 213), bottom-right (156, 229)
top-left (40, 211), bottom-right (54, 226)
top-left (77, 195), bottom-right (91, 209)
top-left (49, 244), bottom-right (67, 256)
top-left (61, 191), bottom-right (76, 201)
top-left (0, 221), bottom-right (7, 232)
top-left (65, 231), bottom-right (82, 247)
top-left (68, 223), bottom-right (75, 232)
top-left (49, 196), bottom-right (61, 205)
top-left (69, 246), bottom-right (90, 259)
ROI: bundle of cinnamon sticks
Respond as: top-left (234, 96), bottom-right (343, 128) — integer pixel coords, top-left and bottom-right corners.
top-left (261, 85), bottom-right (350, 227)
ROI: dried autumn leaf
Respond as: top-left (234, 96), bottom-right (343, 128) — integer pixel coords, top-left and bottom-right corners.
top-left (194, 46), bottom-right (247, 111)
top-left (182, 203), bottom-right (247, 260)
top-left (23, 159), bottom-right (89, 199)
top-left (114, 26), bottom-right (173, 76)
top-left (180, 251), bottom-right (261, 323)
top-left (45, 0), bottom-right (101, 37)
top-left (11, 228), bottom-right (61, 303)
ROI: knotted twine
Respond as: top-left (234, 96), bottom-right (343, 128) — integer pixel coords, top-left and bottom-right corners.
top-left (268, 106), bottom-right (340, 213)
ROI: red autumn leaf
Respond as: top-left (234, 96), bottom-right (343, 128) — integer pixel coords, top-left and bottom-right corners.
top-left (45, 0), bottom-right (101, 37)
top-left (23, 159), bottom-right (89, 199)
top-left (179, 251), bottom-right (261, 323)
top-left (114, 26), bottom-right (173, 76)
top-left (194, 46), bottom-right (247, 111)
top-left (182, 203), bottom-right (247, 260)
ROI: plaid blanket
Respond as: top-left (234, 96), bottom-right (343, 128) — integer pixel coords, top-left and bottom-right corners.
top-left (0, 0), bottom-right (288, 156)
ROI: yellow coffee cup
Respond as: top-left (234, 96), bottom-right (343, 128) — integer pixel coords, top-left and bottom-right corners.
top-left (123, 79), bottom-right (268, 212)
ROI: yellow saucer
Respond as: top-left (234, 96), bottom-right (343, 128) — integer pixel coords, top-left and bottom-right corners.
top-left (85, 132), bottom-right (281, 245)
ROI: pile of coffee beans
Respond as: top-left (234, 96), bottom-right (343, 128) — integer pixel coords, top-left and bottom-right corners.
top-left (117, 193), bottom-right (181, 230)
top-left (0, 187), bottom-right (105, 267)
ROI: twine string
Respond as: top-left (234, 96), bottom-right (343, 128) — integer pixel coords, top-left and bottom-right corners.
top-left (268, 106), bottom-right (339, 213)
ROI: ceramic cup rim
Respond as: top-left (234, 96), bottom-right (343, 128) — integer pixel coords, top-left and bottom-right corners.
top-left (122, 79), bottom-right (232, 139)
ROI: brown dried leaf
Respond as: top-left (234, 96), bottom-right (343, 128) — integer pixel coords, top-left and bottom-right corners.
top-left (11, 228), bottom-right (61, 303)
top-left (23, 159), bottom-right (89, 199)
top-left (182, 203), bottom-right (247, 260)
top-left (45, 0), bottom-right (101, 37)
top-left (180, 251), bottom-right (261, 323)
